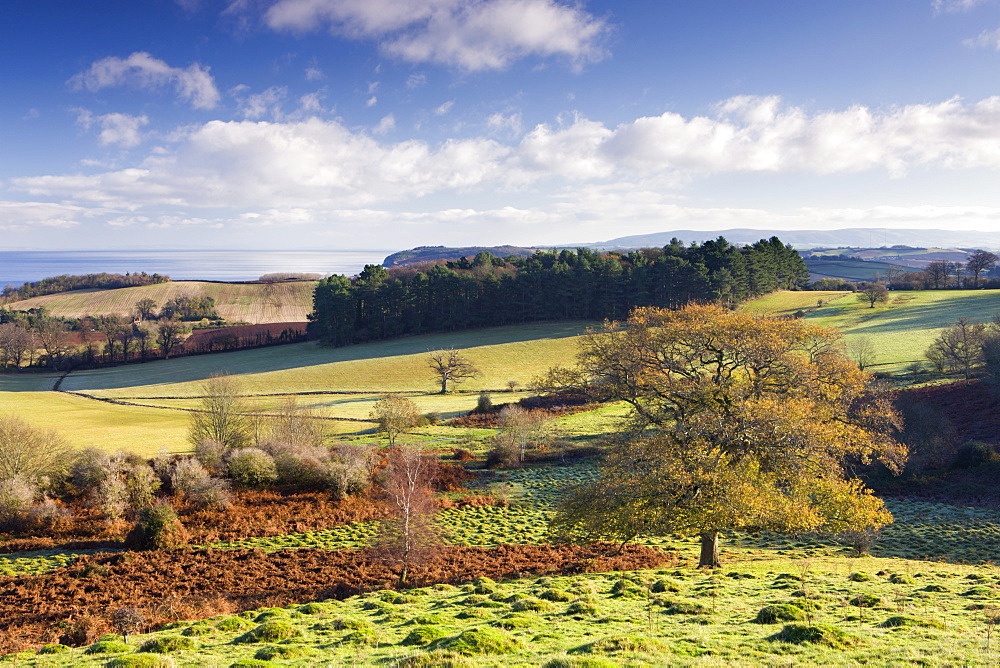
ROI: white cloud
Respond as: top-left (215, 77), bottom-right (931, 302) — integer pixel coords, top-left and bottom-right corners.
top-left (12, 117), bottom-right (512, 209)
top-left (12, 95), bottom-right (1000, 245)
top-left (366, 95), bottom-right (378, 107)
top-left (965, 27), bottom-right (1000, 48)
top-left (933, 0), bottom-right (992, 12)
top-left (263, 0), bottom-right (608, 71)
top-left (434, 100), bottom-right (454, 115)
top-left (406, 73), bottom-right (427, 88)
top-left (0, 201), bottom-right (86, 229)
top-left (299, 91), bottom-right (325, 112)
top-left (69, 52), bottom-right (221, 110)
top-left (305, 65), bottom-right (325, 80)
top-left (238, 86), bottom-right (288, 120)
top-left (76, 110), bottom-right (150, 148)
top-left (373, 113), bottom-right (396, 135)
top-left (487, 110), bottom-right (522, 136)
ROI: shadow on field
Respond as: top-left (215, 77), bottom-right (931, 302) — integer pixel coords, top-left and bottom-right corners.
top-left (42, 321), bottom-right (593, 393)
top-left (840, 292), bottom-right (1000, 335)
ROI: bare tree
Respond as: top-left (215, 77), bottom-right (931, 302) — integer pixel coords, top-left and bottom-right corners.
top-left (428, 348), bottom-right (479, 394)
top-left (926, 260), bottom-right (951, 290)
top-left (33, 316), bottom-right (73, 369)
top-left (0, 414), bottom-right (73, 483)
top-left (155, 317), bottom-right (185, 359)
top-left (370, 393), bottom-right (420, 446)
top-left (967, 249), bottom-right (999, 288)
top-left (266, 396), bottom-right (326, 449)
top-left (110, 607), bottom-right (145, 644)
top-left (188, 374), bottom-right (254, 450)
top-left (96, 315), bottom-right (129, 363)
top-left (498, 405), bottom-right (546, 463)
top-left (856, 283), bottom-right (889, 308)
top-left (847, 336), bottom-right (877, 371)
top-left (376, 446), bottom-right (440, 584)
top-left (0, 323), bottom-right (32, 370)
top-left (133, 298), bottom-right (158, 322)
top-left (926, 318), bottom-right (986, 383)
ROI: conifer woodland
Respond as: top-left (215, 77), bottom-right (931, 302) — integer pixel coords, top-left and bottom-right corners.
top-left (309, 237), bottom-right (809, 346)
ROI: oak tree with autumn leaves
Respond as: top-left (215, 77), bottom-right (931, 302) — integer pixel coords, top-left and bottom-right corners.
top-left (542, 304), bottom-right (906, 567)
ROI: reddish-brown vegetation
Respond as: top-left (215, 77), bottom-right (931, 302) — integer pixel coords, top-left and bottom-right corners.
top-left (898, 381), bottom-right (1000, 445)
top-left (0, 491), bottom-right (385, 551)
top-left (181, 322), bottom-right (307, 354)
top-left (451, 393), bottom-right (593, 428)
top-left (0, 543), bottom-right (673, 653)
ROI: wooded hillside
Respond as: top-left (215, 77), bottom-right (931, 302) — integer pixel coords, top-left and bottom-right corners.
top-left (310, 237), bottom-right (808, 346)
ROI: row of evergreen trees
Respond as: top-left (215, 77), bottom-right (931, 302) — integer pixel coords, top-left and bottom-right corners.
top-left (309, 237), bottom-right (808, 346)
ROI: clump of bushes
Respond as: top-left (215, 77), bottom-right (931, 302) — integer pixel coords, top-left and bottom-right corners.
top-left (170, 457), bottom-right (231, 509)
top-left (402, 625), bottom-right (448, 646)
top-left (125, 503), bottom-right (188, 550)
top-left (138, 635), bottom-right (197, 653)
top-left (753, 604), bottom-right (807, 624)
top-left (225, 449), bottom-right (278, 489)
top-left (431, 627), bottom-right (522, 656)
top-left (770, 623), bottom-right (856, 648)
top-left (233, 620), bottom-right (301, 644)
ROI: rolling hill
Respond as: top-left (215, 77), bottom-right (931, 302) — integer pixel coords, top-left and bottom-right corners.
top-left (5, 280), bottom-right (317, 324)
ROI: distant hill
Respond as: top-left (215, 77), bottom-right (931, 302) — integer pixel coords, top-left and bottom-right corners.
top-left (382, 245), bottom-right (540, 267)
top-left (578, 228), bottom-right (1000, 250)
top-left (7, 280), bottom-right (316, 324)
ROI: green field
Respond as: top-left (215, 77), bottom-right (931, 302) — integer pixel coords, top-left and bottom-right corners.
top-left (6, 280), bottom-right (317, 324)
top-left (9, 461), bottom-right (1000, 665)
top-left (7, 297), bottom-right (1000, 664)
top-left (805, 290), bottom-right (1000, 373)
top-left (804, 258), bottom-right (907, 281)
top-left (740, 289), bottom-right (1000, 375)
top-left (0, 322), bottom-right (592, 453)
top-left (740, 291), bottom-right (851, 317)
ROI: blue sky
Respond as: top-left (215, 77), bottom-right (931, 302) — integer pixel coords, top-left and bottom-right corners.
top-left (3, 0), bottom-right (1000, 251)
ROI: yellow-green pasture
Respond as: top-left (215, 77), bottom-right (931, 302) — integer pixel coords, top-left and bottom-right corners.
top-left (57, 321), bottom-right (591, 397)
top-left (0, 391), bottom-right (190, 456)
top-left (806, 289), bottom-right (1000, 373)
top-left (0, 321), bottom-right (595, 454)
top-left (743, 289), bottom-right (1000, 375)
top-left (740, 290), bottom-right (851, 317)
top-left (6, 280), bottom-right (317, 324)
top-left (125, 391), bottom-right (538, 422)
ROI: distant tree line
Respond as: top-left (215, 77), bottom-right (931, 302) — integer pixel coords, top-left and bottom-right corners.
top-left (0, 272), bottom-right (169, 304)
top-left (811, 249), bottom-right (1000, 291)
top-left (309, 237), bottom-right (809, 346)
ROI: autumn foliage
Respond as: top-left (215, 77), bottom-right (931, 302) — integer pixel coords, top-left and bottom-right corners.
top-left (544, 304), bottom-right (907, 566)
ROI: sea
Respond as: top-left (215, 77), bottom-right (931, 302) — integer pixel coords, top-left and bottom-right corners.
top-left (0, 250), bottom-right (395, 287)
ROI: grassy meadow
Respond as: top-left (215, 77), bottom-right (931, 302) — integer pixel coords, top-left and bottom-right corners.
top-left (6, 280), bottom-right (317, 324)
top-left (740, 289), bottom-right (1000, 375)
top-left (0, 321), bottom-right (592, 453)
top-left (6, 289), bottom-right (1000, 664)
top-left (6, 461), bottom-right (1000, 665)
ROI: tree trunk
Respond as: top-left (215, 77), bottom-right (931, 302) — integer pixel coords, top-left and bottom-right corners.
top-left (699, 532), bottom-right (720, 568)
